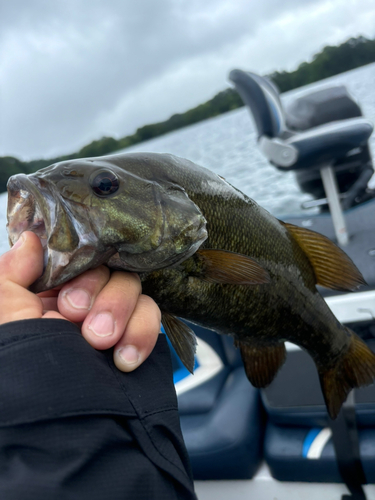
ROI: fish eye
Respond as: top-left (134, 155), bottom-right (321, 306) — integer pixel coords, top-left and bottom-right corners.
top-left (91, 171), bottom-right (119, 196)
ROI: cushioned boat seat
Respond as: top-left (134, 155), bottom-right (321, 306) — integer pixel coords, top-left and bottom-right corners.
top-left (285, 85), bottom-right (362, 131)
top-left (284, 118), bottom-right (373, 171)
top-left (265, 423), bottom-right (375, 483)
top-left (229, 69), bottom-right (373, 172)
top-left (262, 339), bottom-right (375, 483)
top-left (262, 340), bottom-right (375, 428)
top-left (167, 323), bottom-right (265, 480)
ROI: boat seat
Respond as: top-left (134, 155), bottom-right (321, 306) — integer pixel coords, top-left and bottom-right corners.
top-left (285, 84), bottom-right (363, 131)
top-left (229, 69), bottom-right (374, 246)
top-left (166, 322), bottom-right (265, 480)
top-left (262, 339), bottom-right (375, 485)
top-left (262, 118), bottom-right (373, 172)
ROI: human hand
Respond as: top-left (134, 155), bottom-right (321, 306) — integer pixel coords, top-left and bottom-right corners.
top-left (0, 231), bottom-right (161, 372)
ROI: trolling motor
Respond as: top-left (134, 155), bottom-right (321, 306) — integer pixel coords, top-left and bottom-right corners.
top-left (229, 70), bottom-right (374, 246)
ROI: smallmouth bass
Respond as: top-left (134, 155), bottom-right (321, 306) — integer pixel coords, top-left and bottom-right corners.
top-left (6, 152), bottom-right (375, 419)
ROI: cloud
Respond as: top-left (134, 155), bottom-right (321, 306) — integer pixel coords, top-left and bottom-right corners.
top-left (1, 0), bottom-right (374, 160)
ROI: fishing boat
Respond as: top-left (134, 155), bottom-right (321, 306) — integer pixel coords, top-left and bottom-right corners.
top-left (173, 70), bottom-right (375, 500)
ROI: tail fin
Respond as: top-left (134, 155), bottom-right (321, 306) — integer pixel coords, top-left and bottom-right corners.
top-left (319, 331), bottom-right (375, 419)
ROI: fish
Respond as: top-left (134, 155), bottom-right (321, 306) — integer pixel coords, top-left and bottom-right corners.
top-left (6, 152), bottom-right (375, 419)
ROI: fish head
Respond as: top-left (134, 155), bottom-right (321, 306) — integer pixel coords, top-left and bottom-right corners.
top-left (6, 155), bottom-right (207, 292)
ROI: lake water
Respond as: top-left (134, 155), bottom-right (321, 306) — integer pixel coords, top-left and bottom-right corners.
top-left (1, 63), bottom-right (374, 255)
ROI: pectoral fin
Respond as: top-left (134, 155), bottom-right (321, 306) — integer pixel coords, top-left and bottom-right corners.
top-left (195, 249), bottom-right (270, 285)
top-left (283, 221), bottom-right (366, 291)
top-left (162, 313), bottom-right (197, 373)
top-left (237, 340), bottom-right (286, 388)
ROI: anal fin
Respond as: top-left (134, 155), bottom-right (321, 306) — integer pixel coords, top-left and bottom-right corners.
top-left (237, 340), bottom-right (286, 388)
top-left (162, 312), bottom-right (197, 374)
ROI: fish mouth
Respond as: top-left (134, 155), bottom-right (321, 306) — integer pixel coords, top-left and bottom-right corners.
top-left (7, 173), bottom-right (115, 293)
top-left (7, 174), bottom-right (51, 268)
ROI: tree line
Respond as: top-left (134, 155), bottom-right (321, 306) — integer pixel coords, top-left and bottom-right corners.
top-left (269, 36), bottom-right (375, 92)
top-left (1, 35), bottom-right (374, 193)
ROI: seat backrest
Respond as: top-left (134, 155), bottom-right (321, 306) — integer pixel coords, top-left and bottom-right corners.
top-left (229, 69), bottom-right (286, 139)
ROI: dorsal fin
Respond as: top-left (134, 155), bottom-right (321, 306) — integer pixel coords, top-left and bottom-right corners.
top-left (195, 249), bottom-right (270, 285)
top-left (162, 312), bottom-right (197, 373)
top-left (283, 221), bottom-right (366, 291)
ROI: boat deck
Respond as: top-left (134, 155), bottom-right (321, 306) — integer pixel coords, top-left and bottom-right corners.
top-left (195, 463), bottom-right (375, 500)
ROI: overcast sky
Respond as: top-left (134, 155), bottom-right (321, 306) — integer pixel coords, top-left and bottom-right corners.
top-left (1, 0), bottom-right (374, 161)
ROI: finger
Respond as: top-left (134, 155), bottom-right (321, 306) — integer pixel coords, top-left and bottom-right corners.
top-left (0, 232), bottom-right (45, 324)
top-left (40, 296), bottom-right (58, 313)
top-left (37, 286), bottom-right (63, 299)
top-left (0, 231), bottom-right (44, 287)
top-left (42, 310), bottom-right (71, 321)
top-left (0, 280), bottom-right (43, 325)
top-left (113, 294), bottom-right (161, 372)
top-left (57, 266), bottom-right (110, 323)
top-left (81, 272), bottom-right (142, 350)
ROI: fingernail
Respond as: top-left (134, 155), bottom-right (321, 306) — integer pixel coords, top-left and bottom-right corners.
top-left (117, 345), bottom-right (140, 368)
top-left (88, 312), bottom-right (115, 337)
top-left (64, 288), bottom-right (91, 310)
top-left (12, 234), bottom-right (25, 250)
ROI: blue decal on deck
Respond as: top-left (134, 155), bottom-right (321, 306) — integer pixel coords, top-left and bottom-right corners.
top-left (303, 428), bottom-right (322, 458)
top-left (303, 427), bottom-right (332, 459)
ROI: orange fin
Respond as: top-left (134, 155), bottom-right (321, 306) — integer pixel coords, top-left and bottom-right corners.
top-left (162, 312), bottom-right (197, 374)
top-left (196, 249), bottom-right (270, 285)
top-left (283, 222), bottom-right (366, 291)
top-left (237, 340), bottom-right (286, 388)
top-left (319, 331), bottom-right (375, 419)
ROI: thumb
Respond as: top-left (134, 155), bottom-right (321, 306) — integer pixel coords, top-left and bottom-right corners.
top-left (3, 231), bottom-right (44, 288)
top-left (0, 232), bottom-right (45, 324)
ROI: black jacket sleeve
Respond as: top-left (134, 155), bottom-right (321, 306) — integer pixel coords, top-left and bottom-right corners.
top-left (0, 318), bottom-right (196, 500)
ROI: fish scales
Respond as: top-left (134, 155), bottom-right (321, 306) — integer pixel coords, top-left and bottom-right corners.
top-left (140, 156), bottom-right (333, 348)
top-left (6, 152), bottom-right (375, 419)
